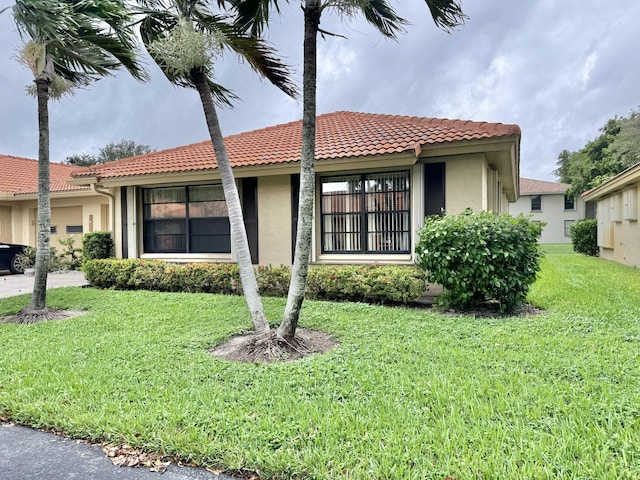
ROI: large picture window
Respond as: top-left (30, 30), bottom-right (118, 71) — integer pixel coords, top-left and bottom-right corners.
top-left (143, 185), bottom-right (230, 254)
top-left (321, 172), bottom-right (410, 254)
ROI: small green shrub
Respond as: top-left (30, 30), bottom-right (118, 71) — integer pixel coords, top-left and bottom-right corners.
top-left (174, 263), bottom-right (241, 295)
top-left (416, 210), bottom-right (543, 313)
top-left (306, 264), bottom-right (425, 305)
top-left (83, 259), bottom-right (143, 289)
top-left (57, 236), bottom-right (82, 270)
top-left (570, 219), bottom-right (598, 256)
top-left (82, 231), bottom-right (114, 262)
top-left (256, 265), bottom-right (292, 297)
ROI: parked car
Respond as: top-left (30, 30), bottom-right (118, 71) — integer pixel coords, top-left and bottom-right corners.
top-left (0, 243), bottom-right (29, 274)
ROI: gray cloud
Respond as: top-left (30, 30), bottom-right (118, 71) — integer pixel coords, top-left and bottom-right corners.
top-left (1, 0), bottom-right (639, 181)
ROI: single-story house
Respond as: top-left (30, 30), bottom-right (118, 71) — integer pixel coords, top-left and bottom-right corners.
top-left (69, 111), bottom-right (521, 266)
top-left (0, 154), bottom-right (110, 248)
top-left (509, 178), bottom-right (587, 243)
top-left (582, 162), bottom-right (640, 267)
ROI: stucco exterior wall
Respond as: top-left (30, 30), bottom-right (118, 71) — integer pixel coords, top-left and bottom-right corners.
top-left (597, 186), bottom-right (640, 267)
top-left (509, 193), bottom-right (585, 243)
top-left (0, 195), bottom-right (109, 248)
top-left (445, 155), bottom-right (484, 214)
top-left (257, 175), bottom-right (293, 266)
top-left (0, 205), bottom-right (11, 243)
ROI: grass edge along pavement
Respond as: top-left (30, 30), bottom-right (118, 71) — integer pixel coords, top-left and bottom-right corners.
top-left (1, 250), bottom-right (639, 479)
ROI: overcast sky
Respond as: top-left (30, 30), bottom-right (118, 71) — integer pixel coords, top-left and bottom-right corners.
top-left (1, 0), bottom-right (638, 181)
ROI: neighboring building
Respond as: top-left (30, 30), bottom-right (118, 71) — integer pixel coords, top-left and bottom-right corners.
top-left (0, 154), bottom-right (110, 247)
top-left (582, 162), bottom-right (640, 267)
top-left (509, 178), bottom-right (585, 243)
top-left (70, 111), bottom-right (521, 266)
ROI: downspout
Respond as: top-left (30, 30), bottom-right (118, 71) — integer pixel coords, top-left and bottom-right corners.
top-left (91, 182), bottom-right (115, 233)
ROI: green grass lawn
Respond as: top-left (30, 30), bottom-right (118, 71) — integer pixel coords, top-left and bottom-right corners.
top-left (1, 252), bottom-right (639, 479)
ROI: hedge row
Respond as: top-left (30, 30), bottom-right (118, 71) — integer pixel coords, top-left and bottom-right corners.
top-left (83, 259), bottom-right (426, 305)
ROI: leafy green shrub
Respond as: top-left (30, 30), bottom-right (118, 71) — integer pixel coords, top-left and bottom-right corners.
top-left (82, 231), bottom-right (114, 261)
top-left (172, 263), bottom-right (241, 295)
top-left (306, 264), bottom-right (425, 305)
top-left (83, 259), bottom-right (242, 295)
top-left (415, 210), bottom-right (543, 313)
top-left (57, 236), bottom-right (82, 270)
top-left (256, 265), bottom-right (292, 297)
top-left (83, 259), bottom-right (143, 289)
top-left (83, 260), bottom-right (424, 305)
top-left (129, 260), bottom-right (168, 291)
top-left (570, 219), bottom-right (598, 256)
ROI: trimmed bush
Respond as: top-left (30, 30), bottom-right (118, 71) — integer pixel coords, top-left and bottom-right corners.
top-left (83, 259), bottom-right (425, 305)
top-left (306, 264), bottom-right (425, 305)
top-left (570, 219), bottom-right (598, 256)
top-left (256, 265), bottom-right (291, 297)
top-left (415, 210), bottom-right (543, 313)
top-left (83, 231), bottom-right (114, 261)
top-left (83, 259), bottom-right (144, 289)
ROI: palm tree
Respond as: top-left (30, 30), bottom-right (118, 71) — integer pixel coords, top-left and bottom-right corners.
top-left (9, 0), bottom-right (146, 323)
top-left (230, 0), bottom-right (467, 341)
top-left (136, 0), bottom-right (297, 336)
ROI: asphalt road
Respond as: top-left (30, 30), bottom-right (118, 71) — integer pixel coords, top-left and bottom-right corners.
top-left (0, 423), bottom-right (234, 480)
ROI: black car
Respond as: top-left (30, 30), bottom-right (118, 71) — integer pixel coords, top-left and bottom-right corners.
top-left (0, 243), bottom-right (29, 274)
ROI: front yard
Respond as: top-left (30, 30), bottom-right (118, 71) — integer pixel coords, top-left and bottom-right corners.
top-left (0, 250), bottom-right (639, 479)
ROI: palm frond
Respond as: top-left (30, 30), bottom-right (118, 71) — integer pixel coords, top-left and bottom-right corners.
top-left (360, 0), bottom-right (408, 39)
top-left (12, 0), bottom-right (148, 84)
top-left (137, 0), bottom-right (297, 103)
top-left (225, 0), bottom-right (281, 36)
top-left (192, 13), bottom-right (298, 99)
top-left (424, 0), bottom-right (467, 32)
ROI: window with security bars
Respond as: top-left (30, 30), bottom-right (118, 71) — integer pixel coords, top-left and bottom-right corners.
top-left (142, 185), bottom-right (230, 254)
top-left (321, 172), bottom-right (410, 254)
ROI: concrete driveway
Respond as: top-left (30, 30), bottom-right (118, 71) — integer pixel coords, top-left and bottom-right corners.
top-left (0, 270), bottom-right (88, 299)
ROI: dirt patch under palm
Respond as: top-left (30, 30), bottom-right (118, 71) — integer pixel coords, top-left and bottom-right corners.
top-left (209, 327), bottom-right (338, 364)
top-left (0, 309), bottom-right (85, 325)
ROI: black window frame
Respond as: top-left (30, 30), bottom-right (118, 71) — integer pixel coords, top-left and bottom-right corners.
top-left (564, 195), bottom-right (575, 210)
top-left (66, 225), bottom-right (83, 234)
top-left (531, 195), bottom-right (542, 212)
top-left (320, 171), bottom-right (411, 255)
top-left (142, 185), bottom-right (230, 254)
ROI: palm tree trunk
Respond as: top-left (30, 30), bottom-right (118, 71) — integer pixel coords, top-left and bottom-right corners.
top-left (192, 70), bottom-right (270, 336)
top-left (28, 77), bottom-right (52, 312)
top-left (277, 1), bottom-right (320, 341)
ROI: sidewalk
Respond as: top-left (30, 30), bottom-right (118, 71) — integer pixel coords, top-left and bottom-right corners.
top-left (0, 270), bottom-right (89, 298)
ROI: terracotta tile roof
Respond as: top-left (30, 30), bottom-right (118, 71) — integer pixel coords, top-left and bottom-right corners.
top-left (73, 111), bottom-right (521, 180)
top-left (0, 154), bottom-right (89, 195)
top-left (520, 178), bottom-right (570, 195)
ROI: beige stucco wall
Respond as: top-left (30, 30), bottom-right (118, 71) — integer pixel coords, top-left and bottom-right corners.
top-left (257, 175), bottom-right (292, 265)
top-left (509, 193), bottom-right (585, 243)
top-left (0, 205), bottom-right (12, 243)
top-left (0, 195), bottom-right (109, 248)
top-left (597, 186), bottom-right (640, 267)
top-left (444, 155), bottom-right (484, 214)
